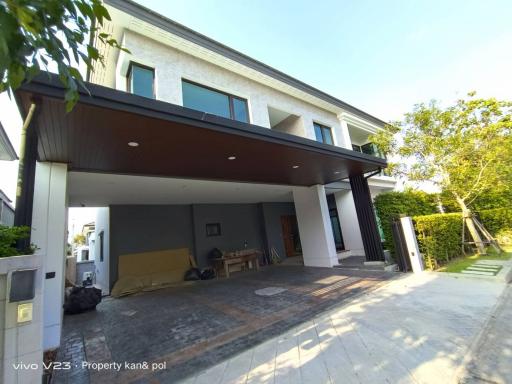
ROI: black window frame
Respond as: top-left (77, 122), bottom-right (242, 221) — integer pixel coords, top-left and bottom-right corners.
top-left (99, 231), bottom-right (104, 262)
top-left (206, 223), bottom-right (222, 237)
top-left (313, 122), bottom-right (334, 145)
top-left (182, 79), bottom-right (250, 123)
top-left (126, 61), bottom-right (155, 99)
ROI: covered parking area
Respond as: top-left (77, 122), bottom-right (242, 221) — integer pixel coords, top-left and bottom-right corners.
top-left (54, 265), bottom-right (392, 383)
top-left (14, 73), bottom-right (388, 362)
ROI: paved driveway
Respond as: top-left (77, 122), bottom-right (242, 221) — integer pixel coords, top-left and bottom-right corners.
top-left (53, 265), bottom-right (392, 383)
top-left (182, 273), bottom-right (505, 384)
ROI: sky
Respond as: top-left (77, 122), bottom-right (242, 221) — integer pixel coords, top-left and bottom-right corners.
top-left (1, 0), bottom-right (511, 232)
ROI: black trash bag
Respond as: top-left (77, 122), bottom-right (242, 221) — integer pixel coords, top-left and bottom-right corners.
top-left (184, 268), bottom-right (201, 281)
top-left (200, 268), bottom-right (216, 280)
top-left (208, 248), bottom-right (223, 260)
top-left (63, 286), bottom-right (102, 315)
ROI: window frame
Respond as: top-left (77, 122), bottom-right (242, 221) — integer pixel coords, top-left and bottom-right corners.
top-left (99, 231), bottom-right (104, 262)
top-left (182, 79), bottom-right (250, 123)
top-left (126, 61), bottom-right (155, 99)
top-left (313, 122), bottom-right (334, 145)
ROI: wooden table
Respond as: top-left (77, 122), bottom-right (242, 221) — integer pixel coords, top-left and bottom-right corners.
top-left (213, 251), bottom-right (260, 278)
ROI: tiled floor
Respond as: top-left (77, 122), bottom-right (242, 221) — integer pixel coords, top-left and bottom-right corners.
top-left (52, 265), bottom-right (392, 383)
top-left (183, 272), bottom-right (506, 384)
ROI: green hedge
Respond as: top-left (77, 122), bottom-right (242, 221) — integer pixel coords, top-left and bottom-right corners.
top-left (413, 213), bottom-right (463, 269)
top-left (478, 207), bottom-right (512, 236)
top-left (374, 190), bottom-right (438, 255)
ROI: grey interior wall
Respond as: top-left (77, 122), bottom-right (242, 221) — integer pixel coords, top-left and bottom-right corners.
top-left (109, 205), bottom-right (194, 287)
top-left (261, 202), bottom-right (296, 261)
top-left (192, 204), bottom-right (264, 267)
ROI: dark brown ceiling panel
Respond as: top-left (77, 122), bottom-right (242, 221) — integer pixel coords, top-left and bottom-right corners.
top-left (15, 73), bottom-right (386, 186)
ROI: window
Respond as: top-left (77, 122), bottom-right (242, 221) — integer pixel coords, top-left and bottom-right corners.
top-left (99, 231), bottom-right (104, 262)
top-left (127, 62), bottom-right (154, 98)
top-left (182, 80), bottom-right (249, 123)
top-left (206, 223), bottom-right (221, 237)
top-left (313, 123), bottom-right (333, 145)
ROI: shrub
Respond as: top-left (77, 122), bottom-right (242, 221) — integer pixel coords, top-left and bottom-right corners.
top-left (0, 225), bottom-right (34, 257)
top-left (477, 208), bottom-right (512, 236)
top-left (374, 190), bottom-right (438, 255)
top-left (496, 229), bottom-right (512, 246)
top-left (413, 213), bottom-right (463, 269)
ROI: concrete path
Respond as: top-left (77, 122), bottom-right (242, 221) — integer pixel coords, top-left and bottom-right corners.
top-left (181, 273), bottom-right (505, 384)
top-left (459, 284), bottom-right (512, 384)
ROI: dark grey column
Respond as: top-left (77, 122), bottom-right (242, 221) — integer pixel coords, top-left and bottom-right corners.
top-left (349, 173), bottom-right (385, 262)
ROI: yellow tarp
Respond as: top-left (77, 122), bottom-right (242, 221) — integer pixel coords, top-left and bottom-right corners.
top-left (111, 248), bottom-right (192, 297)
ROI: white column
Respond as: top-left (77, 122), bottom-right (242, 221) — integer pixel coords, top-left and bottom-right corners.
top-left (334, 190), bottom-right (365, 256)
top-left (400, 217), bottom-right (423, 273)
top-left (336, 115), bottom-right (353, 150)
top-left (31, 162), bottom-right (68, 350)
top-left (293, 185), bottom-right (338, 267)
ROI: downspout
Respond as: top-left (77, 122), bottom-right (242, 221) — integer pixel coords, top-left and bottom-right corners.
top-left (14, 102), bottom-right (37, 251)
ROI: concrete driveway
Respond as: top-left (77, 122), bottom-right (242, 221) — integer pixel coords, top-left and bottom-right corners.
top-left (182, 273), bottom-right (505, 384)
top-left (52, 265), bottom-right (393, 383)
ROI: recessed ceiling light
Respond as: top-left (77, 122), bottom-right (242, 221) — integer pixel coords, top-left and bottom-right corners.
top-left (128, 141), bottom-right (139, 147)
top-left (334, 171), bottom-right (340, 174)
top-left (292, 165), bottom-right (299, 169)
top-left (228, 156), bottom-right (236, 160)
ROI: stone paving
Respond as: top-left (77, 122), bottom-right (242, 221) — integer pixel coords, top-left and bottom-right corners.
top-left (182, 272), bottom-right (505, 384)
top-left (52, 265), bottom-right (392, 383)
top-left (459, 284), bottom-right (512, 384)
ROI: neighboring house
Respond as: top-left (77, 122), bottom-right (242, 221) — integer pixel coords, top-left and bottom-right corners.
top-left (0, 189), bottom-right (15, 226)
top-left (14, 0), bottom-right (395, 352)
top-left (0, 122), bottom-right (17, 161)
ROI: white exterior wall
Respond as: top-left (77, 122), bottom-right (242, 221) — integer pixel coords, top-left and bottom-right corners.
top-left (293, 185), bottom-right (338, 267)
top-left (115, 31), bottom-right (347, 145)
top-left (30, 162), bottom-right (68, 350)
top-left (94, 208), bottom-right (110, 295)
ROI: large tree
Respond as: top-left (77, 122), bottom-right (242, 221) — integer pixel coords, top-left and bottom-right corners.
top-left (0, 0), bottom-right (126, 111)
top-left (372, 93), bottom-right (512, 253)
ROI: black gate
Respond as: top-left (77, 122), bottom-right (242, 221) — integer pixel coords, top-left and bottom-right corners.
top-left (391, 218), bottom-right (412, 272)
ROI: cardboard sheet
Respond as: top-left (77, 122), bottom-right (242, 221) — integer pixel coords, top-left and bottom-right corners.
top-left (111, 248), bottom-right (191, 297)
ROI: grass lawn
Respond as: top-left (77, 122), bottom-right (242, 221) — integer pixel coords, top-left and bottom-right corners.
top-left (437, 245), bottom-right (512, 273)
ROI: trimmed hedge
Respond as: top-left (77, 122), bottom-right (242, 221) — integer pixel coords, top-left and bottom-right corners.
top-left (413, 213), bottom-right (463, 269)
top-left (374, 190), bottom-right (438, 255)
top-left (478, 207), bottom-right (512, 236)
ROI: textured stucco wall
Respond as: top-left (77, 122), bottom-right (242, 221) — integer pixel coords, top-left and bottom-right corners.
top-left (114, 30), bottom-right (346, 145)
top-left (94, 207), bottom-right (110, 295)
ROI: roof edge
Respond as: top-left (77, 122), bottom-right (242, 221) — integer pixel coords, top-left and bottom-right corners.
top-left (104, 0), bottom-right (388, 128)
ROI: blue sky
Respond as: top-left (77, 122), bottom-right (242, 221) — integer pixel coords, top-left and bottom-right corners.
top-left (1, 0), bottom-right (511, 203)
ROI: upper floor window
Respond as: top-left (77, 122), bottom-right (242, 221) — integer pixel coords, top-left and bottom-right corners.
top-left (127, 62), bottom-right (155, 98)
top-left (182, 80), bottom-right (249, 123)
top-left (313, 122), bottom-right (333, 145)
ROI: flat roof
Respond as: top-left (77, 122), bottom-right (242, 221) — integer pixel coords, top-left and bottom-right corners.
top-left (16, 73), bottom-right (385, 186)
top-left (104, 0), bottom-right (388, 128)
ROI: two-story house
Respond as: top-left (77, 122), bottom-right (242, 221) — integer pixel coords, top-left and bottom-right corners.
top-left (14, 0), bottom-right (395, 351)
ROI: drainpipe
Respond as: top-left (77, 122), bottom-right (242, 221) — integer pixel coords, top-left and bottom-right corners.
top-left (14, 102), bottom-right (37, 251)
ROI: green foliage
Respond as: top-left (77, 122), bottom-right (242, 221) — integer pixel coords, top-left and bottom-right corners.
top-left (478, 208), bottom-right (512, 236)
top-left (413, 213), bottom-right (463, 269)
top-left (496, 229), bottom-right (512, 246)
top-left (371, 94), bottom-right (512, 214)
top-left (374, 190), bottom-right (438, 254)
top-left (440, 189), bottom-right (512, 212)
top-left (73, 233), bottom-right (86, 246)
top-left (0, 225), bottom-right (35, 257)
top-left (0, 0), bottom-right (127, 111)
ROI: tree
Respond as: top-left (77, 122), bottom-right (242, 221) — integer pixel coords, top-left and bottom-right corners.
top-left (371, 93), bottom-right (512, 253)
top-left (0, 0), bottom-right (126, 111)
top-left (73, 233), bottom-right (86, 246)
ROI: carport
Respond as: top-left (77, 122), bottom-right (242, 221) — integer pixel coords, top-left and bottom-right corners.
top-left (14, 72), bottom-right (387, 351)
